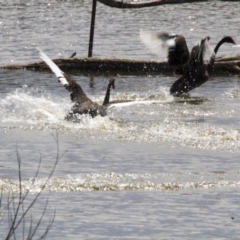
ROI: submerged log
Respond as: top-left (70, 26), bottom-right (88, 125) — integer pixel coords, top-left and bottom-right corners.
top-left (1, 54), bottom-right (240, 75)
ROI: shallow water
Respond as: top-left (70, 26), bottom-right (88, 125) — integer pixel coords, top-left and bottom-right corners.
top-left (0, 1), bottom-right (240, 239)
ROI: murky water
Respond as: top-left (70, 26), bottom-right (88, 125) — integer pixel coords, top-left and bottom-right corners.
top-left (0, 1), bottom-right (240, 239)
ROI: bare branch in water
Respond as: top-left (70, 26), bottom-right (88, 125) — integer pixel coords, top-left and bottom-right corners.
top-left (1, 131), bottom-right (65, 240)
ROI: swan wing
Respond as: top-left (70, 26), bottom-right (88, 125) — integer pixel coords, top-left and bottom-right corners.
top-left (140, 30), bottom-right (176, 59)
top-left (201, 37), bottom-right (214, 60)
top-left (37, 48), bottom-right (69, 86)
top-left (189, 37), bottom-right (214, 65)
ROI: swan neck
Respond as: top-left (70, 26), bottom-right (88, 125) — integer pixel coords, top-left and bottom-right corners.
top-left (214, 38), bottom-right (226, 54)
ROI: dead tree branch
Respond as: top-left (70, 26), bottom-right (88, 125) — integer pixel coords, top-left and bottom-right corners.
top-left (1, 132), bottom-right (65, 240)
top-left (97, 0), bottom-right (206, 8)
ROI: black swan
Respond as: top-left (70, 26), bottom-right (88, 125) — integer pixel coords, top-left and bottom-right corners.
top-left (38, 49), bottom-right (115, 121)
top-left (140, 31), bottom-right (236, 96)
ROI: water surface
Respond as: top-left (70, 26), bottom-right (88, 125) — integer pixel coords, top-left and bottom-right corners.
top-left (0, 1), bottom-right (240, 239)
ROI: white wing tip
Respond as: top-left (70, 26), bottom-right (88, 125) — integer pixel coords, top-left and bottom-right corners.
top-left (139, 30), bottom-right (157, 41)
top-left (36, 47), bottom-right (45, 57)
top-left (36, 47), bottom-right (69, 86)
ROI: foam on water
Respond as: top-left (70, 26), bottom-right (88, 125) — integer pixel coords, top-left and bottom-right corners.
top-left (224, 86), bottom-right (240, 99)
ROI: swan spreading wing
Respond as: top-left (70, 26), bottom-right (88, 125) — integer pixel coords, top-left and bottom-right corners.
top-left (37, 48), bottom-right (69, 86)
top-left (140, 30), bottom-right (176, 59)
top-left (192, 37), bottom-right (214, 62)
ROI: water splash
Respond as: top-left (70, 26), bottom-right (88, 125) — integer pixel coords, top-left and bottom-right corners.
top-left (1, 86), bottom-right (240, 152)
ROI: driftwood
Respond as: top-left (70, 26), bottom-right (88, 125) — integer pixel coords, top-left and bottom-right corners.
top-left (1, 54), bottom-right (240, 75)
top-left (97, 0), bottom-right (206, 8)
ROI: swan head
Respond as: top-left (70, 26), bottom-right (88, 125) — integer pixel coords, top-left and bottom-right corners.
top-left (222, 36), bottom-right (236, 45)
